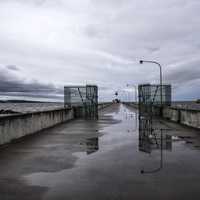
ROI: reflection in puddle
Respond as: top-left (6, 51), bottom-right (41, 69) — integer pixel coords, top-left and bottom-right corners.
top-left (139, 115), bottom-right (172, 153)
top-left (138, 115), bottom-right (173, 173)
top-left (22, 104), bottom-right (200, 199)
top-left (86, 137), bottom-right (99, 155)
top-left (74, 137), bottom-right (99, 158)
top-left (139, 133), bottom-right (172, 154)
top-left (138, 114), bottom-right (200, 174)
top-left (75, 104), bottom-right (135, 159)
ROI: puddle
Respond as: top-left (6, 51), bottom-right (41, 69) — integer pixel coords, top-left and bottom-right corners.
top-left (22, 104), bottom-right (200, 199)
top-left (23, 104), bottom-right (136, 183)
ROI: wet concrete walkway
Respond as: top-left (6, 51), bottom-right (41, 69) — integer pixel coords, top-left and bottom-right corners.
top-left (0, 103), bottom-right (200, 199)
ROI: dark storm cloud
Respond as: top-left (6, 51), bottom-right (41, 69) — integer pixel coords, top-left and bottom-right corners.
top-left (0, 66), bottom-right (62, 98)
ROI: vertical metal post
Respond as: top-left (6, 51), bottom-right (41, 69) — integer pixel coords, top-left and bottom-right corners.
top-left (160, 129), bottom-right (163, 169)
top-left (139, 60), bottom-right (163, 113)
top-left (157, 62), bottom-right (163, 106)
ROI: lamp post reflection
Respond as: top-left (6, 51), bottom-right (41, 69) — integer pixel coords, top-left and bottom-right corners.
top-left (139, 116), bottom-right (172, 174)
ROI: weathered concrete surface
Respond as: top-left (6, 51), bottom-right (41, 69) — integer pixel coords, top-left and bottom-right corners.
top-left (163, 106), bottom-right (200, 129)
top-left (125, 102), bottom-right (200, 129)
top-left (0, 108), bottom-right (74, 145)
top-left (0, 103), bottom-right (113, 146)
top-left (0, 104), bottom-right (200, 200)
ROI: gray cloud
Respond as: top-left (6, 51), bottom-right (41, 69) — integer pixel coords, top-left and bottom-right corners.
top-left (0, 0), bottom-right (200, 101)
top-left (6, 65), bottom-right (20, 71)
top-left (0, 65), bottom-right (63, 101)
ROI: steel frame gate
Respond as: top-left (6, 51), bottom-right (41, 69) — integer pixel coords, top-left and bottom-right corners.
top-left (138, 84), bottom-right (172, 153)
top-left (64, 85), bottom-right (98, 119)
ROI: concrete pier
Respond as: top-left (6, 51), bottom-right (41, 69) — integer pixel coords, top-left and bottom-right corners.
top-left (0, 104), bottom-right (200, 200)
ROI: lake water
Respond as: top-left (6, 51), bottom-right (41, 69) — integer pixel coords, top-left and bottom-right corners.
top-left (0, 102), bottom-right (64, 113)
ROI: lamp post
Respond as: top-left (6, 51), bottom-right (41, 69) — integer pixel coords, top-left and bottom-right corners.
top-left (139, 60), bottom-right (163, 106)
top-left (139, 60), bottom-right (164, 174)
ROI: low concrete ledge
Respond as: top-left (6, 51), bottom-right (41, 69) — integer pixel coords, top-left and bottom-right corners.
top-left (163, 107), bottom-right (200, 129)
top-left (0, 103), bottom-right (114, 146)
top-left (122, 102), bottom-right (200, 129)
top-left (0, 108), bottom-right (74, 145)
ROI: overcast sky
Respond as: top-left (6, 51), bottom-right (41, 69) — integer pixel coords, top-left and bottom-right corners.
top-left (0, 0), bottom-right (200, 101)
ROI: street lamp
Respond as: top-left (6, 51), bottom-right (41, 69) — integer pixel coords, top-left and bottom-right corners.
top-left (139, 60), bottom-right (163, 106)
top-left (139, 60), bottom-right (164, 173)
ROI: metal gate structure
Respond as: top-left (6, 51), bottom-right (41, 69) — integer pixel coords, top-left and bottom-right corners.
top-left (138, 84), bottom-right (171, 151)
top-left (138, 84), bottom-right (171, 150)
top-left (138, 84), bottom-right (171, 116)
top-left (138, 84), bottom-right (172, 173)
top-left (64, 85), bottom-right (98, 119)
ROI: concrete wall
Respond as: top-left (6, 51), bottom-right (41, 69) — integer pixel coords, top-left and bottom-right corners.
top-left (0, 103), bottom-right (114, 146)
top-left (163, 107), bottom-right (179, 122)
top-left (0, 108), bottom-right (74, 145)
top-left (124, 102), bottom-right (200, 129)
top-left (162, 107), bottom-right (200, 129)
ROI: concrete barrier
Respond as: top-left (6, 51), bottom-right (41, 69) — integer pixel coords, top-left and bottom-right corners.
top-left (0, 108), bottom-right (74, 145)
top-left (123, 102), bottom-right (200, 129)
top-left (180, 110), bottom-right (200, 128)
top-left (0, 103), bottom-right (114, 146)
top-left (162, 107), bottom-right (200, 129)
top-left (163, 107), bottom-right (180, 122)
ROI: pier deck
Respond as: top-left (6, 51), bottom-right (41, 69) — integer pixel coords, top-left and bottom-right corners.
top-left (0, 103), bottom-right (200, 200)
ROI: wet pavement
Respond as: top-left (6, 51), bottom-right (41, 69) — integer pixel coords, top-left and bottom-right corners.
top-left (0, 103), bottom-right (200, 199)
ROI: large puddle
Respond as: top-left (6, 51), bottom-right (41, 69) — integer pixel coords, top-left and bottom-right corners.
top-left (23, 104), bottom-right (200, 199)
